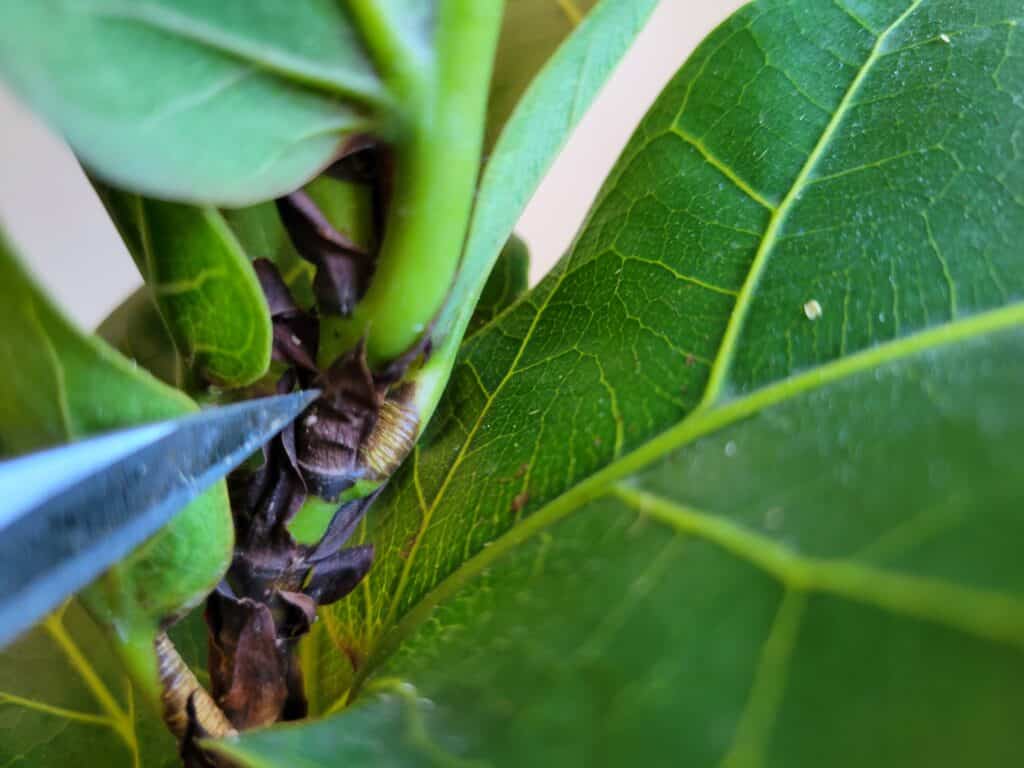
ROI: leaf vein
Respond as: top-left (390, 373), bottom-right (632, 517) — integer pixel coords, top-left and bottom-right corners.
top-left (669, 127), bottom-right (777, 211)
top-left (25, 298), bottom-right (74, 440)
top-left (922, 210), bottom-right (959, 318)
top-left (718, 590), bottom-right (806, 768)
top-left (151, 267), bottom-right (229, 296)
top-left (615, 487), bottom-right (1024, 650)
top-left (614, 248), bottom-right (741, 297)
top-left (833, 0), bottom-right (880, 34)
top-left (700, 0), bottom-right (925, 406)
top-left (0, 691), bottom-right (113, 728)
top-left (42, 614), bottom-right (136, 750)
top-left (363, 302), bottom-right (1024, 676)
top-left (379, 265), bottom-right (572, 638)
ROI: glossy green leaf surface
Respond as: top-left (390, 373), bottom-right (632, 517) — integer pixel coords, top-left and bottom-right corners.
top-left (0, 233), bottom-right (233, 764)
top-left (0, 1), bottom-right (379, 205)
top-left (466, 234), bottom-right (530, 334)
top-left (99, 188), bottom-right (272, 388)
top-left (485, 0), bottom-right (599, 149)
top-left (222, 1), bottom-right (1024, 764)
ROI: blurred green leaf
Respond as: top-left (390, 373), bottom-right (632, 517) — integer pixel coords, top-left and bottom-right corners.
top-left (0, 601), bottom-right (180, 768)
top-left (466, 234), bottom-right (529, 334)
top-left (220, 1), bottom-right (1024, 764)
top-left (0, 0), bottom-right (381, 205)
top-left (486, 0), bottom-right (599, 149)
top-left (98, 187), bottom-right (272, 388)
top-left (96, 286), bottom-right (181, 388)
top-left (0, 231), bottom-right (233, 764)
top-left (0, 229), bottom-right (232, 630)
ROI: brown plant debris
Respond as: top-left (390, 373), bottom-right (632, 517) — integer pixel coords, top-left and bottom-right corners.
top-left (201, 253), bottom-right (427, 735)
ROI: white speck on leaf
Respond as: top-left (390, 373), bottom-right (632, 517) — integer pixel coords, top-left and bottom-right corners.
top-left (939, 32), bottom-right (951, 43)
top-left (803, 299), bottom-right (823, 320)
top-left (724, 440), bottom-right (737, 457)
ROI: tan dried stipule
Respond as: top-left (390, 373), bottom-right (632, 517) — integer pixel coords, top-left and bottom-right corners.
top-left (155, 631), bottom-right (236, 741)
top-left (360, 388), bottom-right (419, 480)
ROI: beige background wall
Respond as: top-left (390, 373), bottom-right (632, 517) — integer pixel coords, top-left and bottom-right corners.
top-left (0, 0), bottom-right (746, 329)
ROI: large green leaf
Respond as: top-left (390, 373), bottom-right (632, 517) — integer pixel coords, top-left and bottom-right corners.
top-left (0, 233), bottom-right (233, 764)
top-left (0, 0), bottom-right (380, 205)
top-left (218, 0), bottom-right (1024, 764)
top-left (95, 174), bottom-right (375, 388)
top-left (98, 187), bottom-right (273, 388)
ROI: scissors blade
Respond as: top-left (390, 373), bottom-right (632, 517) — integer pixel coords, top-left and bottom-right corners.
top-left (0, 390), bottom-right (318, 648)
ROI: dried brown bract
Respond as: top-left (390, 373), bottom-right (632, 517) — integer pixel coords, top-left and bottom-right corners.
top-left (202, 250), bottom-right (425, 733)
top-left (275, 137), bottom-right (392, 317)
top-left (252, 259), bottom-right (319, 373)
top-left (275, 191), bottom-right (371, 317)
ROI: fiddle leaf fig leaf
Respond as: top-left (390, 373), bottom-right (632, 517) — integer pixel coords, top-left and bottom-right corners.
top-left (97, 187), bottom-right (273, 388)
top-left (96, 287), bottom-right (182, 388)
top-left (467, 234), bottom-right (530, 335)
top-left (220, 1), bottom-right (1024, 764)
top-left (0, 601), bottom-right (179, 768)
top-left (98, 178), bottom-right (374, 379)
top-left (0, 0), bottom-right (380, 205)
top-left (0, 228), bottom-right (232, 708)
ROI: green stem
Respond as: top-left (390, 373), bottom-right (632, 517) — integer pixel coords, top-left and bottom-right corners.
top-left (113, 623), bottom-right (164, 709)
top-left (320, 0), bottom-right (504, 367)
top-left (79, 579), bottom-right (165, 712)
top-left (347, 0), bottom-right (431, 86)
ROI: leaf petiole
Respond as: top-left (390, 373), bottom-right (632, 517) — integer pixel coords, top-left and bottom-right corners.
top-left (320, 1), bottom-right (504, 368)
